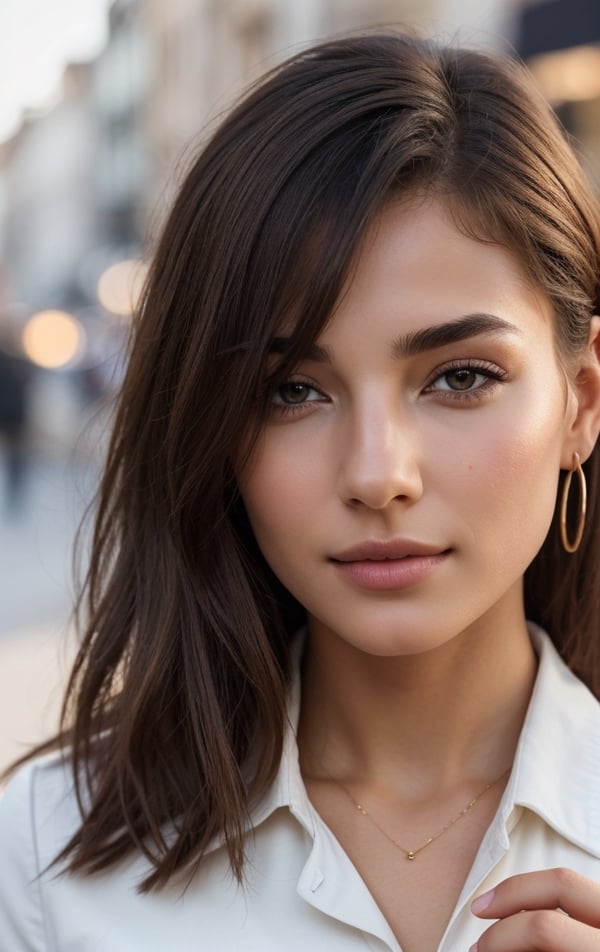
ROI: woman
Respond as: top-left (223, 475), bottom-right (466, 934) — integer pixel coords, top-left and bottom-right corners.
top-left (1, 31), bottom-right (600, 952)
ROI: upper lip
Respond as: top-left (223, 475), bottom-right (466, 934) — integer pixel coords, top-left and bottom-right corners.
top-left (331, 539), bottom-right (448, 562)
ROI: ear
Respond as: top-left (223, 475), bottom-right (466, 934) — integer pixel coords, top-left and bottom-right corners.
top-left (561, 315), bottom-right (600, 467)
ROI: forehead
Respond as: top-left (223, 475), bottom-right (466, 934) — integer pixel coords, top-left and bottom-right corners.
top-left (319, 194), bottom-right (554, 339)
top-left (355, 194), bottom-right (530, 292)
top-left (268, 191), bottom-right (559, 381)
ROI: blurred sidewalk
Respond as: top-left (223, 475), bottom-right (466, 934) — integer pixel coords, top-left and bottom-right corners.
top-left (0, 455), bottom-right (96, 773)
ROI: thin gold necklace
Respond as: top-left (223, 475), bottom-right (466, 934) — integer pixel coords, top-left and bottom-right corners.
top-left (331, 768), bottom-right (510, 861)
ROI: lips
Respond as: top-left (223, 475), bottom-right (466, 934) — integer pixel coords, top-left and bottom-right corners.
top-left (330, 539), bottom-right (448, 562)
top-left (330, 541), bottom-right (450, 591)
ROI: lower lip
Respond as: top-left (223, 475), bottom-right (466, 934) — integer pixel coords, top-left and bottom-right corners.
top-left (332, 553), bottom-right (449, 591)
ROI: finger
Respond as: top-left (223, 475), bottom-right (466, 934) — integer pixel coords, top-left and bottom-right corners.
top-left (471, 868), bottom-right (600, 928)
top-left (472, 907), bottom-right (600, 952)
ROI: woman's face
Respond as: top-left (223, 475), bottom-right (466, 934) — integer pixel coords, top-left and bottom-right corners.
top-left (238, 196), bottom-right (581, 657)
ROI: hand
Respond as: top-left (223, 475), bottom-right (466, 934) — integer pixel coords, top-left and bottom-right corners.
top-left (470, 868), bottom-right (600, 950)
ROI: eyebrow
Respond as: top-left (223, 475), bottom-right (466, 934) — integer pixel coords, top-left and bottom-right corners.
top-left (270, 313), bottom-right (523, 363)
top-left (392, 312), bottom-right (523, 358)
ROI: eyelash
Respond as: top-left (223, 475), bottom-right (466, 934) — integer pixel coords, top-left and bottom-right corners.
top-left (269, 359), bottom-right (507, 416)
top-left (423, 359), bottom-right (508, 402)
top-left (269, 379), bottom-right (326, 416)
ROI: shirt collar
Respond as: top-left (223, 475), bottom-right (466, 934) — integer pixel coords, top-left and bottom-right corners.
top-left (503, 623), bottom-right (600, 857)
top-left (245, 624), bottom-right (600, 857)
top-left (246, 633), bottom-right (316, 836)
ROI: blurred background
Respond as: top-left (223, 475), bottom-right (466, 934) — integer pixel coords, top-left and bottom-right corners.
top-left (1, 0), bottom-right (599, 771)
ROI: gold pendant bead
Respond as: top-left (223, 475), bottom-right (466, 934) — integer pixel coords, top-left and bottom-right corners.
top-left (329, 767), bottom-right (510, 865)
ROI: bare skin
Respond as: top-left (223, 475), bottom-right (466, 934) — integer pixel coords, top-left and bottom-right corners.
top-left (298, 599), bottom-right (536, 952)
top-left (303, 774), bottom-right (504, 952)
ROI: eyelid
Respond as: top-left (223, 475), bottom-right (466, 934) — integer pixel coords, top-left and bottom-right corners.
top-left (423, 358), bottom-right (507, 388)
top-left (269, 376), bottom-right (328, 407)
top-left (277, 374), bottom-right (326, 393)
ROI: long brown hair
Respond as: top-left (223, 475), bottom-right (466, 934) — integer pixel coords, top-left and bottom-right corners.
top-left (8, 32), bottom-right (600, 890)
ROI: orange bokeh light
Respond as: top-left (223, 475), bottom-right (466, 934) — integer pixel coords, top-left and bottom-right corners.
top-left (21, 310), bottom-right (83, 368)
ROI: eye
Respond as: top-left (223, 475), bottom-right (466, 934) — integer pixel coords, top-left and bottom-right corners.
top-left (270, 379), bottom-right (325, 408)
top-left (438, 368), bottom-right (485, 391)
top-left (424, 360), bottom-right (507, 399)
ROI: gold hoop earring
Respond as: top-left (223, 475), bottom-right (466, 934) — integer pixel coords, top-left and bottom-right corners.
top-left (560, 452), bottom-right (587, 554)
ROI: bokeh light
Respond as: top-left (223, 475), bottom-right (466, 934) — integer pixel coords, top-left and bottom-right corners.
top-left (21, 309), bottom-right (84, 368)
top-left (529, 45), bottom-right (600, 105)
top-left (96, 259), bottom-right (148, 317)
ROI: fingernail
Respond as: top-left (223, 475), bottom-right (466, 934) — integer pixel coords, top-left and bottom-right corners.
top-left (471, 888), bottom-right (495, 914)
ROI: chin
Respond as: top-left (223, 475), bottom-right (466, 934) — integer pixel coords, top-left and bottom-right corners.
top-left (310, 612), bottom-right (465, 658)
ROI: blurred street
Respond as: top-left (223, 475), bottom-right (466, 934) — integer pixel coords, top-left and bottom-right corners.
top-left (0, 453), bottom-right (97, 772)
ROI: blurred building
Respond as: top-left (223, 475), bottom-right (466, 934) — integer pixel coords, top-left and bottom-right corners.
top-left (516, 0), bottom-right (600, 187)
top-left (0, 64), bottom-right (99, 313)
top-left (138, 0), bottom-right (514, 223)
top-left (91, 0), bottom-right (153, 262)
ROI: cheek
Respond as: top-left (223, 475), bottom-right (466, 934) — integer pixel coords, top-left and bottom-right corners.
top-left (491, 390), bottom-right (567, 483)
top-left (439, 397), bottom-right (566, 554)
top-left (238, 440), bottom-right (320, 544)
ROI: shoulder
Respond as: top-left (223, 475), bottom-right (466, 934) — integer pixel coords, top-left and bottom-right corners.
top-left (0, 752), bottom-right (79, 951)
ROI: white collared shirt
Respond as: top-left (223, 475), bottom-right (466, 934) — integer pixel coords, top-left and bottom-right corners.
top-left (1, 624), bottom-right (600, 952)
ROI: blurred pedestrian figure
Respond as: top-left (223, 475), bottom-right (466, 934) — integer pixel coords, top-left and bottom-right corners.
top-left (0, 333), bottom-right (32, 513)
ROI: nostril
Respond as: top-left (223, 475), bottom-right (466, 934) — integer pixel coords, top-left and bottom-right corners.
top-left (344, 489), bottom-right (418, 510)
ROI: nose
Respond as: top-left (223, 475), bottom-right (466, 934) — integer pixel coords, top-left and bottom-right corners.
top-left (337, 401), bottom-right (423, 510)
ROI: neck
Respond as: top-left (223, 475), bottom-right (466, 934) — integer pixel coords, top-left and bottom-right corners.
top-left (297, 607), bottom-right (537, 797)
